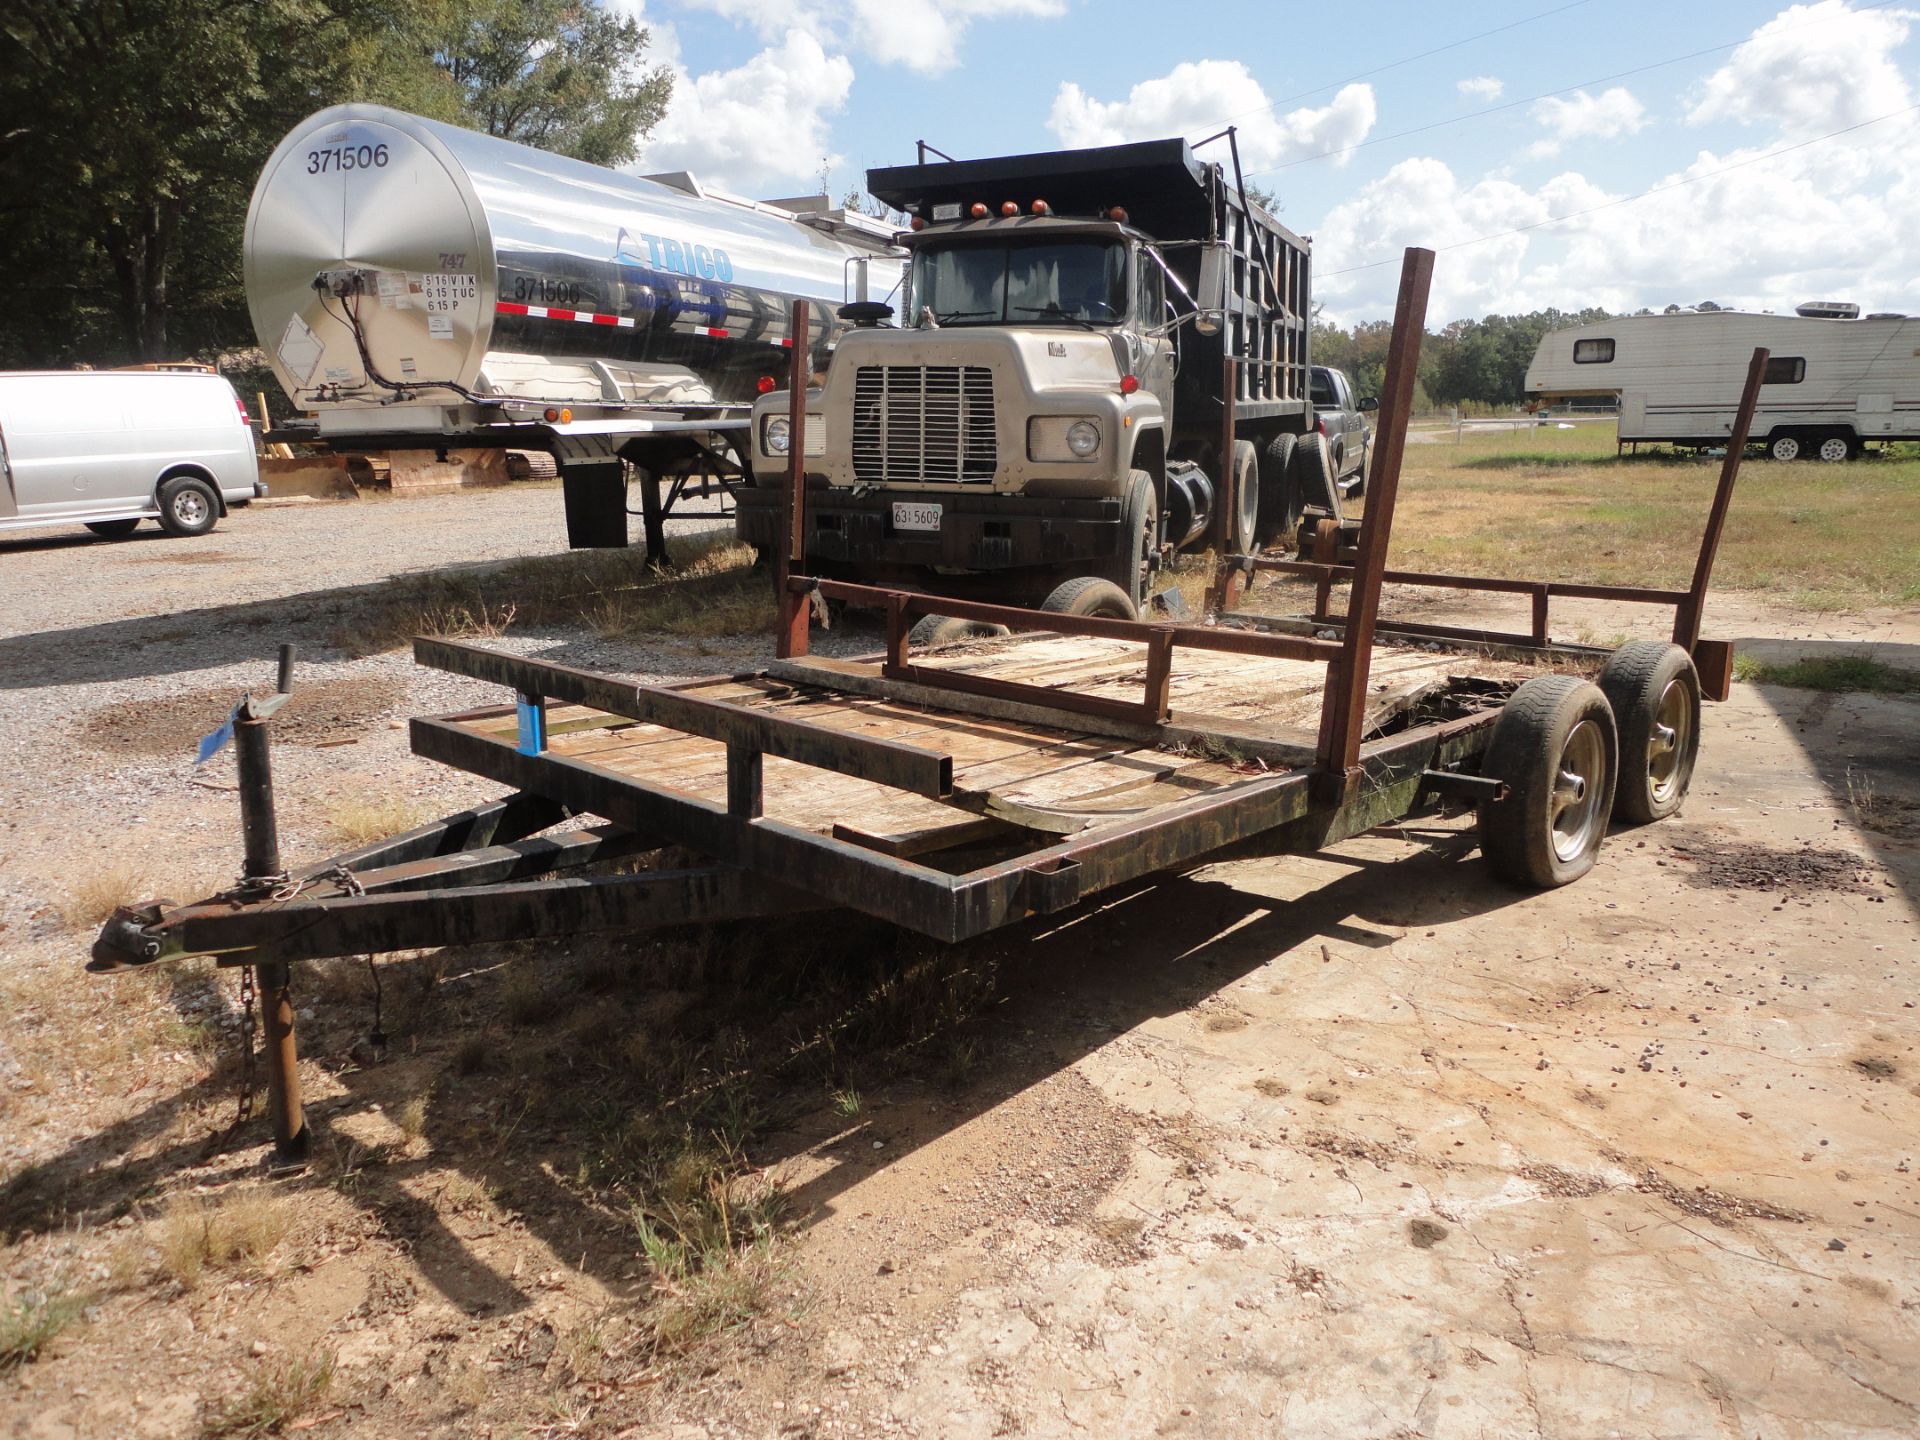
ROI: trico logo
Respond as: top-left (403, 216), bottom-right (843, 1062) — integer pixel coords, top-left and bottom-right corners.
top-left (616, 226), bottom-right (735, 284)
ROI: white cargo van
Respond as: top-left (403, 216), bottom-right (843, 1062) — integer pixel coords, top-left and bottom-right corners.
top-left (0, 370), bottom-right (265, 540)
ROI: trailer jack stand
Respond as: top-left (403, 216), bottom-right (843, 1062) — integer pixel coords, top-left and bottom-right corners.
top-left (256, 960), bottom-right (308, 1163)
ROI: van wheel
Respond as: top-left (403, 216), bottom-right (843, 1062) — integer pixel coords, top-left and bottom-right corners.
top-left (1476, 675), bottom-right (1618, 888)
top-left (1256, 434), bottom-right (1298, 545)
top-left (1040, 576), bottom-right (1138, 621)
top-left (157, 476), bottom-right (219, 537)
top-left (85, 519), bottom-right (141, 538)
top-left (1767, 433), bottom-right (1804, 462)
top-left (1815, 433), bottom-right (1851, 463)
top-left (1598, 641), bottom-right (1700, 824)
top-left (1098, 469), bottom-right (1156, 612)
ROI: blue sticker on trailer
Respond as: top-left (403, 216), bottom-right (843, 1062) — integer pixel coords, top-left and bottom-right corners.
top-left (516, 695), bottom-right (547, 756)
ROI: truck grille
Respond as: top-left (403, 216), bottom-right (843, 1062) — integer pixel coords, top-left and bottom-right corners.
top-left (851, 365), bottom-right (996, 483)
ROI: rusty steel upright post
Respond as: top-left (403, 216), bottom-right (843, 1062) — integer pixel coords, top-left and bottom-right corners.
top-left (1672, 345), bottom-right (1767, 651)
top-left (776, 301), bottom-right (811, 660)
top-left (1315, 247), bottom-right (1436, 778)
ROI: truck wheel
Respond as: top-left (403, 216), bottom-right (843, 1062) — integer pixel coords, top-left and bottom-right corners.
top-left (85, 519), bottom-right (141, 538)
top-left (1598, 641), bottom-right (1700, 824)
top-left (1292, 433), bottom-right (1338, 515)
top-left (1256, 434), bottom-right (1297, 545)
top-left (1767, 433), bottom-right (1804, 462)
top-left (1040, 576), bottom-right (1138, 621)
top-left (1815, 433), bottom-right (1851, 463)
top-left (909, 614), bottom-right (1010, 650)
top-left (1098, 469), bottom-right (1157, 612)
top-left (1228, 440), bottom-right (1259, 554)
top-left (1476, 675), bottom-right (1618, 888)
top-left (156, 476), bottom-right (220, 537)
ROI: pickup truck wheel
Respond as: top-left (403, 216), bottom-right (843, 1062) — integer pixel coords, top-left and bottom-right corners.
top-left (1815, 433), bottom-right (1851, 463)
top-left (1098, 469), bottom-right (1156, 611)
top-left (1256, 434), bottom-right (1297, 545)
top-left (1040, 576), bottom-right (1138, 621)
top-left (909, 614), bottom-right (1010, 650)
top-left (1476, 675), bottom-right (1618, 888)
top-left (156, 476), bottom-right (220, 537)
top-left (1229, 440), bottom-right (1259, 554)
top-left (1767, 433), bottom-right (1804, 462)
top-left (85, 519), bottom-right (141, 538)
top-left (1292, 433), bottom-right (1338, 516)
top-left (1598, 641), bottom-right (1699, 824)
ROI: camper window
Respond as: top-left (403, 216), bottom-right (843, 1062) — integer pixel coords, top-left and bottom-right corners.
top-left (1763, 356), bottom-right (1806, 385)
top-left (1573, 338), bottom-right (1614, 364)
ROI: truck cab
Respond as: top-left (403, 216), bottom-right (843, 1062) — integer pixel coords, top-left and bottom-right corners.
top-left (735, 138), bottom-right (1313, 615)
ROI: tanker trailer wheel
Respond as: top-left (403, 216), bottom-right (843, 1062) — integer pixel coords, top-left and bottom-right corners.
top-left (1767, 432), bottom-right (1804, 462)
top-left (1227, 440), bottom-right (1260, 554)
top-left (1256, 434), bottom-right (1298, 546)
top-left (156, 476), bottom-right (219, 537)
top-left (1597, 641), bottom-right (1700, 824)
top-left (1098, 469), bottom-right (1157, 612)
top-left (1476, 675), bottom-right (1618, 888)
top-left (909, 614), bottom-right (1011, 650)
top-left (1040, 576), bottom-right (1138, 621)
top-left (1815, 433), bottom-right (1852, 463)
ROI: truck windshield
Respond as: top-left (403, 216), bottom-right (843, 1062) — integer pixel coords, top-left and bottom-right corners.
top-left (910, 239), bottom-right (1127, 327)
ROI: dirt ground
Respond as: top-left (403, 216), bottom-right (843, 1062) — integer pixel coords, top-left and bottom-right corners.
top-left (1, 491), bottom-right (1917, 1438)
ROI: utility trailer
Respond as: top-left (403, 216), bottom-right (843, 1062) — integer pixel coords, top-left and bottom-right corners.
top-left (89, 251), bottom-right (1759, 1163)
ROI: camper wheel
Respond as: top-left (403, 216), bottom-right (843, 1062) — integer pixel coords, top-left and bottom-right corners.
top-left (1814, 433), bottom-right (1852, 463)
top-left (1766, 432), bottom-right (1805, 462)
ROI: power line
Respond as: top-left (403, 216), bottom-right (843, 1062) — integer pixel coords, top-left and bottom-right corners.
top-left (1240, 0), bottom-right (1905, 178)
top-left (1319, 102), bottom-right (1920, 278)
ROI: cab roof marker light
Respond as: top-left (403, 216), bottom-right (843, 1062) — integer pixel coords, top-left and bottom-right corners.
top-left (969, 202), bottom-right (990, 218)
top-left (1031, 199), bottom-right (1051, 215)
top-left (1108, 206), bottom-right (1129, 223)
top-left (1000, 201), bottom-right (1019, 217)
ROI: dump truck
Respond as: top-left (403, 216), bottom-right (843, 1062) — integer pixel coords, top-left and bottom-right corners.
top-left (733, 137), bottom-right (1338, 617)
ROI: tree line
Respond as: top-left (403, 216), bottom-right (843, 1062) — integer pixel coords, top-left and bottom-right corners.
top-left (0, 0), bottom-right (670, 370)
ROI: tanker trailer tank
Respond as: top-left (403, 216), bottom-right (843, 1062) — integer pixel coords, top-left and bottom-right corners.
top-left (245, 102), bottom-right (903, 549)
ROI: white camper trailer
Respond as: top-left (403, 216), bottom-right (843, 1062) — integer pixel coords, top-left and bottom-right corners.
top-left (1524, 303), bottom-right (1920, 461)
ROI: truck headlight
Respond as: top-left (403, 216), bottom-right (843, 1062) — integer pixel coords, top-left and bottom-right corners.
top-left (1027, 416), bottom-right (1103, 462)
top-left (761, 413), bottom-right (826, 457)
top-left (1067, 420), bottom-right (1100, 457)
top-left (764, 416), bottom-right (790, 455)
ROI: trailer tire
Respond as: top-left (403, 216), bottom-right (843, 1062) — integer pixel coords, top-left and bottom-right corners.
top-left (1476, 675), bottom-right (1618, 888)
top-left (1815, 433), bottom-right (1852, 463)
top-left (1767, 432), bottom-right (1805, 462)
top-left (909, 614), bottom-right (1010, 650)
top-left (1040, 576), bottom-right (1138, 621)
top-left (1292, 432), bottom-right (1338, 515)
top-left (1256, 434), bottom-right (1298, 545)
top-left (156, 476), bottom-right (220, 537)
top-left (1598, 641), bottom-right (1700, 824)
top-left (1099, 469), bottom-right (1157, 611)
top-left (85, 519), bottom-right (141, 539)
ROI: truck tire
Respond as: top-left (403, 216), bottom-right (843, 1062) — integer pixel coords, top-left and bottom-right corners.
top-left (1098, 469), bottom-right (1157, 612)
top-left (909, 614), bottom-right (1010, 650)
top-left (85, 519), bottom-right (141, 538)
top-left (1256, 434), bottom-right (1298, 546)
top-left (1292, 432), bottom-right (1338, 514)
top-left (1598, 641), bottom-right (1700, 824)
top-left (1476, 675), bottom-right (1618, 889)
top-left (1767, 432), bottom-right (1804, 462)
top-left (156, 476), bottom-right (220, 537)
top-left (1228, 439), bottom-right (1259, 554)
top-left (1040, 576), bottom-right (1138, 621)
top-left (1814, 433), bottom-right (1852, 463)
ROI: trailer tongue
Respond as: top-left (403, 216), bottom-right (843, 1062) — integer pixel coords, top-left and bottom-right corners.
top-left (90, 250), bottom-right (1760, 1164)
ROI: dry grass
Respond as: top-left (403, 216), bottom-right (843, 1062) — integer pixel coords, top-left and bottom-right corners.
top-left (158, 1190), bottom-right (293, 1290)
top-left (1732, 653), bottom-right (1920, 693)
top-left (323, 794), bottom-right (434, 849)
top-left (0, 1287), bottom-right (85, 1372)
top-left (1367, 427), bottom-right (1920, 610)
top-left (201, 1348), bottom-right (336, 1438)
top-left (332, 531), bottom-right (769, 656)
top-left (60, 862), bottom-right (150, 929)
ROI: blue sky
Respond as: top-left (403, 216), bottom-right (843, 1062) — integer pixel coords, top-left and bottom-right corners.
top-left (618, 1), bottom-right (1920, 323)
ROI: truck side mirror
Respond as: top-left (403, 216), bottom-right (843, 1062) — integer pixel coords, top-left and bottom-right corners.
top-left (1193, 243), bottom-right (1228, 336)
top-left (1358, 396), bottom-right (1379, 412)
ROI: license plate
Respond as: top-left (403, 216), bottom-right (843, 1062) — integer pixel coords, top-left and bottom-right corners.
top-left (892, 502), bottom-right (942, 532)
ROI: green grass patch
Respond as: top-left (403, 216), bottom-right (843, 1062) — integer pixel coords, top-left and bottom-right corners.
top-left (1731, 654), bottom-right (1920, 694)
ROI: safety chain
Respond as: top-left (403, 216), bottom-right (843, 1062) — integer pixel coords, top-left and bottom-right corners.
top-left (202, 963), bottom-right (259, 1158)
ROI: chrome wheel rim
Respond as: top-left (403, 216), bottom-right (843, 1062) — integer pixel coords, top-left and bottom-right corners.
top-left (1550, 718), bottom-right (1607, 863)
top-left (173, 490), bottom-right (209, 527)
top-left (1647, 677), bottom-right (1691, 804)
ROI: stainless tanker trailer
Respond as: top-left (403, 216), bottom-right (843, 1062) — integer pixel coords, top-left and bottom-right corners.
top-left (245, 103), bottom-right (901, 549)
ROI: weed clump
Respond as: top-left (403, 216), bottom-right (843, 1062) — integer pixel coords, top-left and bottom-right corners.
top-left (201, 1348), bottom-right (336, 1438)
top-left (158, 1191), bottom-right (291, 1290)
top-left (0, 1287), bottom-right (86, 1371)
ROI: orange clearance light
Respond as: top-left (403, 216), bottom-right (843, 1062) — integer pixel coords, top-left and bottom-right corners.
top-left (1108, 206), bottom-right (1129, 223)
top-left (909, 215), bottom-right (927, 231)
top-left (969, 202), bottom-right (989, 218)
top-left (1031, 198), bottom-right (1051, 215)
top-left (756, 375), bottom-right (777, 395)
top-left (1119, 374), bottom-right (1140, 395)
top-left (1000, 201), bottom-right (1019, 217)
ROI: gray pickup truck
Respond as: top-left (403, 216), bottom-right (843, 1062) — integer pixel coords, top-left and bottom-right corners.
top-left (1309, 365), bottom-right (1376, 496)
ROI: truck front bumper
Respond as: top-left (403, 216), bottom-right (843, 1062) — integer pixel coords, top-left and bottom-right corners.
top-left (734, 484), bottom-right (1125, 572)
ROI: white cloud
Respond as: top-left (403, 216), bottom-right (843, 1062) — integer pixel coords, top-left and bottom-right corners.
top-left (674, 0), bottom-right (1063, 73)
top-left (1688, 0), bottom-right (1915, 134)
top-left (1457, 75), bottom-right (1504, 102)
top-left (1048, 63), bottom-right (1377, 172)
top-left (639, 29), bottom-right (855, 193)
top-left (1526, 87), bottom-right (1648, 158)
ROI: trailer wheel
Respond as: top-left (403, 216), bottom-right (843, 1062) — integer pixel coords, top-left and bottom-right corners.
top-left (1256, 434), bottom-right (1298, 545)
top-left (1477, 675), bottom-right (1618, 888)
top-left (1815, 433), bottom-right (1852, 463)
top-left (1040, 576), bottom-right (1138, 621)
top-left (1767, 433), bottom-right (1804, 462)
top-left (85, 519), bottom-right (141, 539)
top-left (1099, 469), bottom-right (1157, 611)
top-left (909, 614), bottom-right (1010, 650)
top-left (1598, 641), bottom-right (1700, 824)
top-left (156, 476), bottom-right (220, 537)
